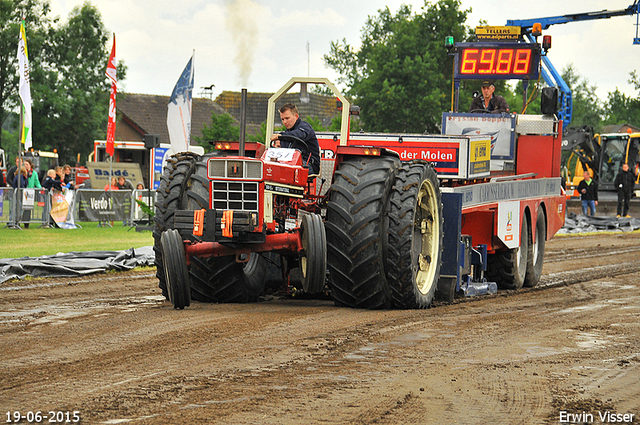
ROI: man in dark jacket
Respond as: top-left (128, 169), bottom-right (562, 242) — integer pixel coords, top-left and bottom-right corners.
top-left (614, 163), bottom-right (636, 217)
top-left (469, 80), bottom-right (510, 113)
top-left (270, 103), bottom-right (321, 175)
top-left (577, 170), bottom-right (598, 216)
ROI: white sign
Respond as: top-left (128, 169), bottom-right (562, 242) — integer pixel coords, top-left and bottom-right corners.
top-left (264, 148), bottom-right (296, 163)
top-left (22, 188), bottom-right (34, 209)
top-left (497, 201), bottom-right (520, 249)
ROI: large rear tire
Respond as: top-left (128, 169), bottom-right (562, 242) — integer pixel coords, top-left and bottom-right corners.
top-left (300, 213), bottom-right (327, 294)
top-left (325, 156), bottom-right (400, 309)
top-left (386, 161), bottom-right (443, 309)
top-left (487, 214), bottom-right (529, 290)
top-left (153, 152), bottom-right (199, 299)
top-left (185, 159), bottom-right (268, 303)
top-left (160, 229), bottom-right (191, 309)
top-left (524, 208), bottom-right (546, 287)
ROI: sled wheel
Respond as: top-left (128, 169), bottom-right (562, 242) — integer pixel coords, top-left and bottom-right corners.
top-left (488, 213), bottom-right (529, 290)
top-left (300, 213), bottom-right (327, 294)
top-left (160, 229), bottom-right (191, 309)
top-left (525, 208), bottom-right (546, 287)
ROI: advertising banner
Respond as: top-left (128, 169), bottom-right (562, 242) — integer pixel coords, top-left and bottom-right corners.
top-left (86, 162), bottom-right (143, 190)
top-left (76, 190), bottom-right (132, 222)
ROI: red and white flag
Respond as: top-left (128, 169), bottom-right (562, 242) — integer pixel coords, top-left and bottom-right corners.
top-left (105, 35), bottom-right (117, 157)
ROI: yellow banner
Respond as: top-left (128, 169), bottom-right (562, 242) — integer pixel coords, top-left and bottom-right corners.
top-left (475, 26), bottom-right (520, 41)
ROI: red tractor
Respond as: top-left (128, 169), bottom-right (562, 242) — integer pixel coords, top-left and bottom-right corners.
top-left (154, 78), bottom-right (443, 309)
top-left (155, 73), bottom-right (565, 310)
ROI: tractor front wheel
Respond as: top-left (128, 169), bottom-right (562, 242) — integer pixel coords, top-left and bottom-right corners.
top-left (160, 229), bottom-right (191, 309)
top-left (300, 213), bottom-right (327, 294)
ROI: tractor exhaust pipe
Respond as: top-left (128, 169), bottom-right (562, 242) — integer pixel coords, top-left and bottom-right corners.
top-left (239, 88), bottom-right (247, 157)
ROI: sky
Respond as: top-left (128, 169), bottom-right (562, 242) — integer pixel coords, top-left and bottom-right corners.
top-left (46, 0), bottom-right (640, 101)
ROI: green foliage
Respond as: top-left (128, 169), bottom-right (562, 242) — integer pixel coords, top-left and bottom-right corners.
top-left (0, 0), bottom-right (52, 150)
top-left (603, 71), bottom-right (640, 128)
top-left (134, 198), bottom-right (154, 218)
top-left (0, 0), bottom-right (126, 164)
top-left (304, 116), bottom-right (326, 132)
top-left (247, 120), bottom-right (267, 144)
top-left (561, 64), bottom-right (603, 129)
top-left (195, 112), bottom-right (239, 152)
top-left (328, 114), bottom-right (361, 132)
top-left (324, 0), bottom-right (472, 133)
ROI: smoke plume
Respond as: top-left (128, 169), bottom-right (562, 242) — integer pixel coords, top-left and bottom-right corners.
top-left (225, 0), bottom-right (259, 87)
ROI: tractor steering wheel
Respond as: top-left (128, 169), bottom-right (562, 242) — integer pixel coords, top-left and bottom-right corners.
top-left (272, 134), bottom-right (309, 154)
top-left (468, 109), bottom-right (494, 114)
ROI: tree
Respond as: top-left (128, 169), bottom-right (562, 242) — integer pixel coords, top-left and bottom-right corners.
top-left (324, 1), bottom-right (472, 133)
top-left (561, 64), bottom-right (603, 129)
top-left (196, 112), bottom-right (239, 151)
top-left (0, 0), bottom-right (126, 163)
top-left (603, 71), bottom-right (640, 128)
top-left (0, 0), bottom-right (52, 151)
top-left (32, 3), bottom-right (126, 163)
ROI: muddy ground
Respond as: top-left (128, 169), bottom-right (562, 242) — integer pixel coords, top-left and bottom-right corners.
top-left (1, 232), bottom-right (639, 424)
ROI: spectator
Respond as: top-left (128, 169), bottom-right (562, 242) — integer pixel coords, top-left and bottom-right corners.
top-left (136, 182), bottom-right (144, 190)
top-left (63, 164), bottom-right (75, 186)
top-left (12, 166), bottom-right (27, 189)
top-left (43, 169), bottom-right (63, 191)
top-left (117, 176), bottom-right (134, 191)
top-left (25, 160), bottom-right (41, 189)
top-left (577, 170), bottom-right (598, 216)
top-left (104, 177), bottom-right (119, 191)
top-left (21, 160), bottom-right (42, 228)
top-left (7, 156), bottom-right (23, 188)
top-left (55, 166), bottom-right (73, 190)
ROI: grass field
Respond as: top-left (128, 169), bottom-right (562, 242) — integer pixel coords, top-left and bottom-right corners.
top-left (0, 221), bottom-right (154, 259)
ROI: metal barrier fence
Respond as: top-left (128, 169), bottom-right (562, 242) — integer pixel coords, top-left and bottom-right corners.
top-left (1, 187), bottom-right (53, 229)
top-left (1, 187), bottom-right (156, 229)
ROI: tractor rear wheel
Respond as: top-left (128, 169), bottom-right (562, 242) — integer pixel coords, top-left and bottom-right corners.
top-left (325, 156), bottom-right (400, 309)
top-left (487, 214), bottom-right (529, 290)
top-left (160, 229), bottom-right (191, 309)
top-left (524, 208), bottom-right (546, 287)
top-left (184, 159), bottom-right (268, 303)
top-left (153, 152), bottom-right (199, 299)
top-left (386, 161), bottom-right (443, 309)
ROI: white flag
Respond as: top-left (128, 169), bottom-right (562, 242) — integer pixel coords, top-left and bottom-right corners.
top-left (167, 53), bottom-right (194, 153)
top-left (17, 18), bottom-right (32, 150)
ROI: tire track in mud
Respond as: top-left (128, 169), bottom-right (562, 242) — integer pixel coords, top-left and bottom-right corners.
top-left (545, 245), bottom-right (640, 263)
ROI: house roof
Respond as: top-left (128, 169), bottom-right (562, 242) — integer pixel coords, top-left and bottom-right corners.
top-left (600, 123), bottom-right (640, 134)
top-left (117, 93), bottom-right (229, 144)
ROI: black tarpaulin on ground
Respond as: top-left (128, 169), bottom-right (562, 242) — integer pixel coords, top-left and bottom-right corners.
top-left (559, 213), bottom-right (640, 234)
top-left (0, 246), bottom-right (154, 285)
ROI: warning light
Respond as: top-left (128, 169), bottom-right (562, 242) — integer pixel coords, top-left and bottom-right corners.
top-left (542, 35), bottom-right (552, 52)
top-left (444, 35), bottom-right (454, 49)
top-left (532, 22), bottom-right (542, 37)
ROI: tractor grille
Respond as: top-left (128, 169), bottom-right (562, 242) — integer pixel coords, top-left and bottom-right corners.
top-left (211, 181), bottom-right (259, 212)
top-left (208, 158), bottom-right (262, 179)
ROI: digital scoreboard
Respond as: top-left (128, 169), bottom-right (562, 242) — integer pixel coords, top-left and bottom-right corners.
top-left (453, 42), bottom-right (541, 80)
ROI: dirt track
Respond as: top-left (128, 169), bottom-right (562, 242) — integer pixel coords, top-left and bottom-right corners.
top-left (1, 233), bottom-right (639, 424)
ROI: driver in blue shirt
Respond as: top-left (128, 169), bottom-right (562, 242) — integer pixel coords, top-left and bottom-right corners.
top-left (270, 103), bottom-right (321, 175)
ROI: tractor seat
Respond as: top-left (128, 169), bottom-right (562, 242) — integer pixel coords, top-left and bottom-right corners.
top-left (307, 173), bottom-right (320, 183)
